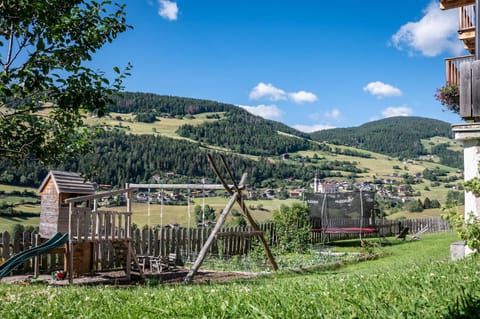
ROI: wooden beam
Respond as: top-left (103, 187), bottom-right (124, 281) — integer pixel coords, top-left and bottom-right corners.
top-left (65, 188), bottom-right (136, 203)
top-left (440, 0), bottom-right (474, 10)
top-left (184, 191), bottom-right (239, 284)
top-left (127, 183), bottom-right (238, 190)
top-left (184, 154), bottom-right (279, 284)
top-left (218, 155), bottom-right (278, 271)
top-left (216, 230), bottom-right (264, 238)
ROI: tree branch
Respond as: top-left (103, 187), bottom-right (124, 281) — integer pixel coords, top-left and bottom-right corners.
top-left (3, 23), bottom-right (15, 72)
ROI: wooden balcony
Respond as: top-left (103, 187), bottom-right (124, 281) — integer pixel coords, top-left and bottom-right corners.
top-left (445, 55), bottom-right (475, 86)
top-left (440, 0), bottom-right (474, 10)
top-left (458, 5), bottom-right (476, 54)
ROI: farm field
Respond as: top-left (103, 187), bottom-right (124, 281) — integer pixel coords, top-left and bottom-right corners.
top-left (386, 206), bottom-right (463, 220)
top-left (130, 197), bottom-right (297, 227)
top-left (2, 232), bottom-right (479, 318)
top-left (87, 112), bottom-right (224, 139)
top-left (0, 215), bottom-right (39, 233)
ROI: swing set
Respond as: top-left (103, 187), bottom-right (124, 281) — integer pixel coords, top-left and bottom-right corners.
top-left (127, 154), bottom-right (278, 283)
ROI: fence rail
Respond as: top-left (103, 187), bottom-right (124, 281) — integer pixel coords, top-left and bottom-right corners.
top-left (445, 55), bottom-right (475, 86)
top-left (0, 217), bottom-right (451, 275)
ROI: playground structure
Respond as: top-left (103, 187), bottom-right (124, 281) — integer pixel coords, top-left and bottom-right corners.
top-left (37, 171), bottom-right (141, 283)
top-left (63, 187), bottom-right (139, 283)
top-left (0, 171), bottom-right (141, 283)
top-left (0, 155), bottom-right (278, 283)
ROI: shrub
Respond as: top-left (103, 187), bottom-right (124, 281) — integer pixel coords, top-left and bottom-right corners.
top-left (272, 203), bottom-right (310, 253)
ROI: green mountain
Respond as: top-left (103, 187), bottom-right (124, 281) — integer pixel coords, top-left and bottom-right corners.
top-left (310, 117), bottom-right (453, 159)
top-left (110, 92), bottom-right (311, 156)
top-left (0, 93), bottom-right (462, 189)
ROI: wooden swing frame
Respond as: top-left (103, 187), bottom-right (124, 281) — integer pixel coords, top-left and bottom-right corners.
top-left (184, 154), bottom-right (278, 283)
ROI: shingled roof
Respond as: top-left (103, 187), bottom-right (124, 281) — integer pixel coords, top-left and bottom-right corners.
top-left (38, 170), bottom-right (95, 195)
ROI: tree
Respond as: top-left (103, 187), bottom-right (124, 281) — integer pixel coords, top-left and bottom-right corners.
top-left (406, 199), bottom-right (424, 213)
top-left (423, 197), bottom-right (432, 209)
top-left (0, 1), bottom-right (131, 164)
top-left (134, 112), bottom-right (157, 123)
top-left (272, 203), bottom-right (310, 253)
top-left (226, 209), bottom-right (246, 227)
top-left (194, 204), bottom-right (216, 224)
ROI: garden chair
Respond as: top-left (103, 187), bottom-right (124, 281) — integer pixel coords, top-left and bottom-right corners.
top-left (396, 227), bottom-right (409, 240)
top-left (409, 225), bottom-right (429, 240)
top-left (160, 253), bottom-right (177, 271)
top-left (149, 255), bottom-right (163, 273)
top-left (137, 255), bottom-right (148, 272)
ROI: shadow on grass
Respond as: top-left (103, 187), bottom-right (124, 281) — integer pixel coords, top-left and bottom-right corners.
top-left (447, 293), bottom-right (480, 319)
top-left (0, 212), bottom-right (39, 218)
top-left (332, 237), bottom-right (411, 249)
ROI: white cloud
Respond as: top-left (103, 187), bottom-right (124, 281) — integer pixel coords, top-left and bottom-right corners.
top-left (249, 82), bottom-right (318, 104)
top-left (391, 1), bottom-right (464, 57)
top-left (238, 104), bottom-right (283, 120)
top-left (324, 108), bottom-right (342, 120)
top-left (288, 90), bottom-right (318, 104)
top-left (293, 124), bottom-right (335, 133)
top-left (382, 106), bottom-right (413, 118)
top-left (363, 81), bottom-right (402, 98)
top-left (249, 82), bottom-right (287, 101)
top-left (158, 0), bottom-right (178, 21)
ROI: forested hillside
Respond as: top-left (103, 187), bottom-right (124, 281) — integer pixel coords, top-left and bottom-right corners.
top-left (177, 109), bottom-right (311, 156)
top-left (108, 92), bottom-right (233, 115)
top-left (0, 93), bottom-right (462, 188)
top-left (310, 117), bottom-right (453, 159)
top-left (110, 92), bottom-right (310, 156)
top-left (0, 131), bottom-right (362, 188)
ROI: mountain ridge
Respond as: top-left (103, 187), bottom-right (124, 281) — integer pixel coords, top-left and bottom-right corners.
top-left (0, 92), bottom-right (462, 189)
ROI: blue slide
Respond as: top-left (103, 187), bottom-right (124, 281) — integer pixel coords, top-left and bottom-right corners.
top-left (0, 232), bottom-right (69, 278)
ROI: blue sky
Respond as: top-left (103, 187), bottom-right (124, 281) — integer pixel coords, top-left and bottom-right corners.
top-left (93, 0), bottom-right (466, 132)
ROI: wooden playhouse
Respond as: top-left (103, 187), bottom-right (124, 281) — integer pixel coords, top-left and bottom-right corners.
top-left (38, 170), bottom-right (139, 282)
top-left (38, 170), bottom-right (95, 239)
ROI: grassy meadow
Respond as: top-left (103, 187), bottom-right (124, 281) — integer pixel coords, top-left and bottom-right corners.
top-left (87, 112), bottom-right (225, 139)
top-left (2, 232), bottom-right (480, 318)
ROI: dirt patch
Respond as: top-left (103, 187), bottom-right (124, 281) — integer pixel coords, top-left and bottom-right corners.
top-left (0, 268), bottom-right (262, 287)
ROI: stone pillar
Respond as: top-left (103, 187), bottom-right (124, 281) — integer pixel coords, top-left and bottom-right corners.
top-left (452, 123), bottom-right (480, 256)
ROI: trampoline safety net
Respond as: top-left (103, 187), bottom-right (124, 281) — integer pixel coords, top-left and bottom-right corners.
top-left (306, 191), bottom-right (376, 233)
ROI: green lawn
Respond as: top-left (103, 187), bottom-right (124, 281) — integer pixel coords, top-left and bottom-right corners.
top-left (2, 232), bottom-right (479, 318)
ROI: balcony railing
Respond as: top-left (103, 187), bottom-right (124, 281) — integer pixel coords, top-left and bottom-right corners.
top-left (459, 5), bottom-right (476, 30)
top-left (445, 55), bottom-right (475, 86)
top-left (440, 0), bottom-right (474, 10)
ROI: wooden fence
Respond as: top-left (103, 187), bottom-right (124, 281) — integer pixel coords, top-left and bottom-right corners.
top-left (0, 217), bottom-right (451, 275)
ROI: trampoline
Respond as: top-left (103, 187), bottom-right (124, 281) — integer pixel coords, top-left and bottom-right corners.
top-left (307, 190), bottom-right (377, 240)
top-left (311, 227), bottom-right (377, 234)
